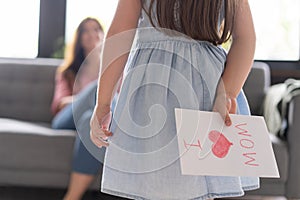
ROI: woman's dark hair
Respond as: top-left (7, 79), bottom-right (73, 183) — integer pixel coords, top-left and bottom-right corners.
top-left (58, 17), bottom-right (103, 89)
top-left (143, 0), bottom-right (237, 45)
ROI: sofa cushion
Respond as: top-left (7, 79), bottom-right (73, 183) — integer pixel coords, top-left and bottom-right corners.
top-left (0, 118), bottom-right (76, 172)
top-left (0, 59), bottom-right (62, 123)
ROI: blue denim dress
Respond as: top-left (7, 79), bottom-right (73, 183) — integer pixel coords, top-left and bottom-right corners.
top-left (101, 1), bottom-right (259, 199)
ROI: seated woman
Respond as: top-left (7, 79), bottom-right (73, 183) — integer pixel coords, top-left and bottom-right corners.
top-left (51, 17), bottom-right (104, 127)
top-left (51, 17), bottom-right (109, 200)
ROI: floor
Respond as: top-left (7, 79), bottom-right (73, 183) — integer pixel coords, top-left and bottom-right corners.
top-left (0, 186), bottom-right (287, 200)
top-left (0, 186), bottom-right (121, 200)
top-left (220, 196), bottom-right (286, 200)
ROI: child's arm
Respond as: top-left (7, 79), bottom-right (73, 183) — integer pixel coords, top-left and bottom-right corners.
top-left (90, 0), bottom-right (142, 148)
top-left (214, 0), bottom-right (256, 125)
top-left (96, 0), bottom-right (142, 111)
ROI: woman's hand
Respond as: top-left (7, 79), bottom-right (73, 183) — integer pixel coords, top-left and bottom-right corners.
top-left (90, 105), bottom-right (113, 148)
top-left (58, 96), bottom-right (73, 111)
top-left (213, 93), bottom-right (237, 126)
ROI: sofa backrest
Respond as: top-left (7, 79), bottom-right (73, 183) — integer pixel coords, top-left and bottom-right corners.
top-left (244, 62), bottom-right (271, 115)
top-left (0, 59), bottom-right (270, 122)
top-left (0, 58), bottom-right (62, 123)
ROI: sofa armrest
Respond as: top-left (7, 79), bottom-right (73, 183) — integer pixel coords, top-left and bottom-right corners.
top-left (244, 62), bottom-right (271, 115)
top-left (285, 94), bottom-right (300, 198)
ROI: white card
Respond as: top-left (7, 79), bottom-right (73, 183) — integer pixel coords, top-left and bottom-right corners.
top-left (175, 108), bottom-right (280, 178)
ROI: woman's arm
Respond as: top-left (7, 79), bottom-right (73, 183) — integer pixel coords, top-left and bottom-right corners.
top-left (51, 72), bottom-right (73, 115)
top-left (95, 0), bottom-right (142, 113)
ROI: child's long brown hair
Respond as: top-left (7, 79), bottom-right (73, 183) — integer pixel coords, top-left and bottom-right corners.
top-left (143, 0), bottom-right (237, 45)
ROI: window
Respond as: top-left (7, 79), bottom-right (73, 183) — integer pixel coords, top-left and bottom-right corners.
top-left (66, 0), bottom-right (299, 61)
top-left (0, 0), bottom-right (40, 58)
top-left (249, 0), bottom-right (300, 61)
top-left (65, 0), bottom-right (118, 44)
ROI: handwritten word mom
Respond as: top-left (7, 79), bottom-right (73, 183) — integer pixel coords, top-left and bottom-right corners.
top-left (235, 123), bottom-right (259, 167)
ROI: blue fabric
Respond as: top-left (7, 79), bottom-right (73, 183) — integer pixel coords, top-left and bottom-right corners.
top-left (100, 1), bottom-right (259, 200)
top-left (237, 90), bottom-right (250, 115)
top-left (51, 104), bottom-right (75, 130)
top-left (51, 82), bottom-right (102, 175)
top-left (72, 109), bottom-right (102, 175)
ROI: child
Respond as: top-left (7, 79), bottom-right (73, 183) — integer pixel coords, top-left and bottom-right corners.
top-left (90, 0), bottom-right (258, 199)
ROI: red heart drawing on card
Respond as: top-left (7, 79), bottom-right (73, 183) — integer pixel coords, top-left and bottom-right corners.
top-left (208, 130), bottom-right (233, 158)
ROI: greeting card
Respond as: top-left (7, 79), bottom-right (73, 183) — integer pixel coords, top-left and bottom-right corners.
top-left (175, 108), bottom-right (279, 178)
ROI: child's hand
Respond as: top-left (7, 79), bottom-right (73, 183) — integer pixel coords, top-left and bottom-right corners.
top-left (90, 105), bottom-right (113, 148)
top-left (213, 93), bottom-right (237, 126)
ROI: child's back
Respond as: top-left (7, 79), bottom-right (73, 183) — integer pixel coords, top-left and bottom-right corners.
top-left (99, 0), bottom-right (259, 199)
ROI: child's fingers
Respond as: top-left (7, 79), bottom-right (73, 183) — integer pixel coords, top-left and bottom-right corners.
top-left (94, 137), bottom-right (109, 148)
top-left (95, 129), bottom-right (112, 139)
top-left (91, 126), bottom-right (112, 146)
top-left (94, 129), bottom-right (112, 140)
top-left (94, 127), bottom-right (107, 138)
top-left (228, 98), bottom-right (237, 114)
top-left (91, 119), bottom-right (111, 138)
top-left (90, 130), bottom-right (109, 148)
top-left (225, 111), bottom-right (232, 126)
top-left (223, 95), bottom-right (234, 126)
top-left (103, 129), bottom-right (113, 137)
top-left (213, 106), bottom-right (227, 124)
top-left (96, 137), bottom-right (109, 148)
top-left (213, 102), bottom-right (232, 126)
